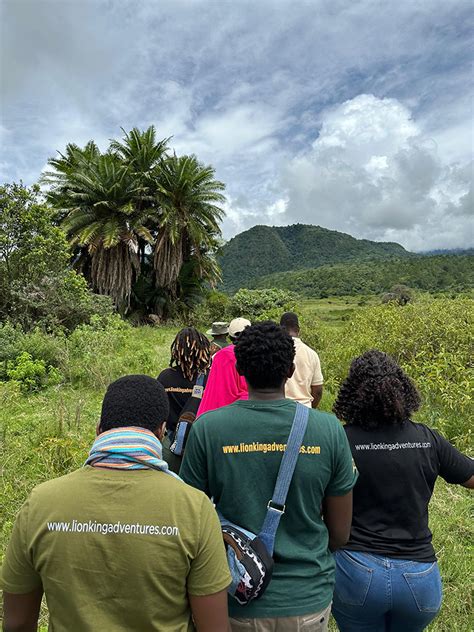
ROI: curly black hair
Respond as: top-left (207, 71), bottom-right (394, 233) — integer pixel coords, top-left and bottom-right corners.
top-left (100, 375), bottom-right (170, 432)
top-left (234, 321), bottom-right (295, 389)
top-left (333, 350), bottom-right (421, 430)
top-left (170, 327), bottom-right (211, 381)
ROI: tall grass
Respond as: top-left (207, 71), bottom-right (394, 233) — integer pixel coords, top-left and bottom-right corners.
top-left (1, 300), bottom-right (473, 631)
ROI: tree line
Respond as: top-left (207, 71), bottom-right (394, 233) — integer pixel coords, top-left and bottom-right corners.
top-left (252, 255), bottom-right (474, 297)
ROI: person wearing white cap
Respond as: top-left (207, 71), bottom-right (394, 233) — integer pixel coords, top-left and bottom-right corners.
top-left (196, 318), bottom-right (251, 417)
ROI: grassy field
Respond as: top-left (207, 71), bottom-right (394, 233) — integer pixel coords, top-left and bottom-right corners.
top-left (299, 295), bottom-right (379, 327)
top-left (1, 300), bottom-right (473, 631)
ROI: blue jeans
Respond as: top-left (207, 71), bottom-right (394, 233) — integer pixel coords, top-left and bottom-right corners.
top-left (332, 550), bottom-right (442, 632)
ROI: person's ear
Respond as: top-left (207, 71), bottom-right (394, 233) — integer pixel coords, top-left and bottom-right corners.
top-left (287, 363), bottom-right (295, 379)
top-left (96, 422), bottom-right (102, 436)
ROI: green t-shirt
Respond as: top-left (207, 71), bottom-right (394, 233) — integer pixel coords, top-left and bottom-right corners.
top-left (1, 467), bottom-right (230, 631)
top-left (180, 399), bottom-right (358, 619)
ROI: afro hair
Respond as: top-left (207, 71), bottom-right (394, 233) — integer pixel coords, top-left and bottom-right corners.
top-left (333, 350), bottom-right (421, 430)
top-left (100, 374), bottom-right (169, 432)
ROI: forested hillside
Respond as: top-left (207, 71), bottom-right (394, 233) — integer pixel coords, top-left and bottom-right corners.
top-left (219, 223), bottom-right (410, 291)
top-left (252, 254), bottom-right (474, 297)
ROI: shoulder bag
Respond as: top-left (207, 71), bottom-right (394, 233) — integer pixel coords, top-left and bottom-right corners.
top-left (219, 402), bottom-right (309, 605)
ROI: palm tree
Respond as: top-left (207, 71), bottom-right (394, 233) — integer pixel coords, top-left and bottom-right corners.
top-left (43, 128), bottom-right (226, 316)
top-left (43, 141), bottom-right (102, 221)
top-left (43, 127), bottom-right (169, 311)
top-left (153, 154), bottom-right (225, 296)
top-left (109, 126), bottom-right (169, 176)
top-left (44, 151), bottom-right (154, 310)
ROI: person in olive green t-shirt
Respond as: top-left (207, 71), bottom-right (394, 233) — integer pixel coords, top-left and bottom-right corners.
top-left (1, 375), bottom-right (231, 632)
top-left (181, 322), bottom-right (358, 631)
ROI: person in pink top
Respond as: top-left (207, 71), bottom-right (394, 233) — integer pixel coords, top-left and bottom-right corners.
top-left (197, 318), bottom-right (251, 416)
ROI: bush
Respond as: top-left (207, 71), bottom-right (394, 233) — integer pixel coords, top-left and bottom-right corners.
top-left (229, 288), bottom-right (297, 321)
top-left (0, 183), bottom-right (113, 333)
top-left (7, 352), bottom-right (63, 393)
top-left (0, 323), bottom-right (67, 380)
top-left (188, 290), bottom-right (230, 328)
top-left (8, 271), bottom-right (114, 333)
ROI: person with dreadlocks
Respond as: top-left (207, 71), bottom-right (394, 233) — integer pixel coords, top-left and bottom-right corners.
top-left (158, 327), bottom-right (211, 473)
top-left (331, 350), bottom-right (474, 632)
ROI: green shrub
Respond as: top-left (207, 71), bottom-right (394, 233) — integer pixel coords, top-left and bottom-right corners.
top-left (7, 352), bottom-right (64, 393)
top-left (0, 323), bottom-right (67, 380)
top-left (189, 290), bottom-right (230, 328)
top-left (229, 288), bottom-right (297, 321)
top-left (8, 271), bottom-right (113, 333)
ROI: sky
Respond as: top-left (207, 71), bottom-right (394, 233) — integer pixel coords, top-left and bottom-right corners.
top-left (1, 0), bottom-right (473, 251)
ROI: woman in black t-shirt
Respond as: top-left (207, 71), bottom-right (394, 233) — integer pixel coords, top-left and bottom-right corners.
top-left (158, 327), bottom-right (210, 473)
top-left (332, 350), bottom-right (473, 632)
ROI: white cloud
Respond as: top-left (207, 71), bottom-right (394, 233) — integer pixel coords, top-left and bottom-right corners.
top-left (280, 94), bottom-right (473, 251)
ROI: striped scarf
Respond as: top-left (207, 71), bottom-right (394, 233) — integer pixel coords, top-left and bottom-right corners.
top-left (85, 427), bottom-right (181, 480)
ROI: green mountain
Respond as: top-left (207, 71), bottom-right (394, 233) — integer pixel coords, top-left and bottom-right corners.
top-left (252, 254), bottom-right (474, 297)
top-left (219, 223), bottom-right (410, 292)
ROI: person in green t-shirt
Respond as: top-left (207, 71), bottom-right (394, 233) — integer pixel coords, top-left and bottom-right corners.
top-left (1, 375), bottom-right (231, 632)
top-left (180, 322), bottom-right (358, 631)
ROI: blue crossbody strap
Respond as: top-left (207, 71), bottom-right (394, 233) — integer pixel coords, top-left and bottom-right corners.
top-left (258, 402), bottom-right (309, 555)
top-left (171, 373), bottom-right (206, 456)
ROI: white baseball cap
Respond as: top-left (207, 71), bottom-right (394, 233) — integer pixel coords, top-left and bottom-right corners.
top-left (228, 317), bottom-right (251, 338)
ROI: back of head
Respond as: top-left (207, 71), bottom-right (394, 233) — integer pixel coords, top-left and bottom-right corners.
top-left (280, 312), bottom-right (299, 333)
top-left (170, 327), bottom-right (211, 381)
top-left (235, 321), bottom-right (295, 389)
top-left (100, 374), bottom-right (169, 432)
top-left (333, 350), bottom-right (421, 430)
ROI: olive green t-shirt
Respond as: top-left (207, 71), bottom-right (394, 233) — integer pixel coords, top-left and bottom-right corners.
top-left (180, 399), bottom-right (357, 619)
top-left (1, 467), bottom-right (230, 631)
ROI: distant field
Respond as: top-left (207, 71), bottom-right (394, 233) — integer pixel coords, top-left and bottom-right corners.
top-left (299, 295), bottom-right (379, 328)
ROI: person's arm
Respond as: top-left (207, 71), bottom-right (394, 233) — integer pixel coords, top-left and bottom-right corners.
top-left (311, 384), bottom-right (323, 408)
top-left (186, 496), bottom-right (231, 630)
top-left (180, 420), bottom-right (210, 495)
top-left (3, 588), bottom-right (43, 632)
top-left (432, 429), bottom-right (474, 487)
top-left (190, 589), bottom-right (230, 632)
top-left (322, 492), bottom-right (353, 551)
top-left (322, 416), bottom-right (358, 549)
top-left (310, 350), bottom-right (324, 408)
top-left (1, 496), bottom-right (43, 632)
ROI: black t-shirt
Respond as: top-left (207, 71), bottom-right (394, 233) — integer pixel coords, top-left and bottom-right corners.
top-left (157, 367), bottom-right (208, 434)
top-left (345, 421), bottom-right (473, 562)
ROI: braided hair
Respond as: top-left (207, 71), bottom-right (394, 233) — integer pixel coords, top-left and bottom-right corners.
top-left (333, 349), bottom-right (421, 430)
top-left (170, 327), bottom-right (211, 382)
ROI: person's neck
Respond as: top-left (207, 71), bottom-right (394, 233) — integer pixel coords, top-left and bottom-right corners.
top-left (287, 330), bottom-right (299, 338)
top-left (247, 385), bottom-right (286, 401)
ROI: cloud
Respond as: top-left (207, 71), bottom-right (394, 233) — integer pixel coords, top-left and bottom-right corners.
top-left (278, 94), bottom-right (472, 250)
top-left (0, 1), bottom-right (472, 250)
